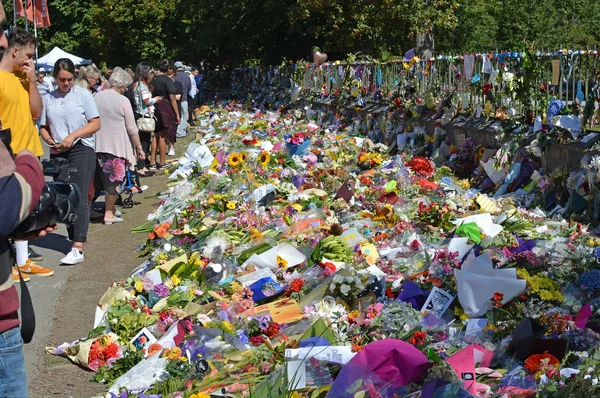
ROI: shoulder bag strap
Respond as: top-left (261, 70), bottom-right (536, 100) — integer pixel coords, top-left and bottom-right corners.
top-left (10, 244), bottom-right (35, 343)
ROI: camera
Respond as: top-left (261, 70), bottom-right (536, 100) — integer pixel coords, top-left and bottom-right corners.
top-left (11, 182), bottom-right (81, 236)
top-left (0, 126), bottom-right (81, 236)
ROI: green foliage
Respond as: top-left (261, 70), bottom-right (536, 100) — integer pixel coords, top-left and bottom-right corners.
top-left (92, 349), bottom-right (144, 384)
top-left (105, 300), bottom-right (158, 342)
top-left (6, 0), bottom-right (600, 67)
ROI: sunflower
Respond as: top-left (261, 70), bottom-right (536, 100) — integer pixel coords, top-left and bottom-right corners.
top-left (259, 151), bottom-right (270, 167)
top-left (228, 153), bottom-right (240, 167)
top-left (226, 201), bottom-right (236, 210)
top-left (240, 151), bottom-right (247, 162)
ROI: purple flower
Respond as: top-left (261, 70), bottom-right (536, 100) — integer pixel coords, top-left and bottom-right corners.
top-left (154, 283), bottom-right (170, 298)
top-left (237, 329), bottom-right (249, 345)
top-left (420, 312), bottom-right (445, 329)
top-left (218, 310), bottom-right (230, 321)
top-left (142, 277), bottom-right (154, 292)
top-left (291, 175), bottom-right (305, 188)
top-left (258, 317), bottom-right (270, 330)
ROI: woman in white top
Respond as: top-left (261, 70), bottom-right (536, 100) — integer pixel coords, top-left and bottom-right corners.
top-left (39, 58), bottom-right (101, 265)
top-left (132, 62), bottom-right (160, 176)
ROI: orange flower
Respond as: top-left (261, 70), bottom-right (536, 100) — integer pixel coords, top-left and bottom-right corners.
top-left (152, 222), bottom-right (173, 239)
top-left (351, 343), bottom-right (364, 352)
top-left (524, 352), bottom-right (560, 374)
top-left (146, 343), bottom-right (162, 357)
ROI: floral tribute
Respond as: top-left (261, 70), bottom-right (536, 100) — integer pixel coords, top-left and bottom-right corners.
top-left (46, 101), bottom-right (600, 398)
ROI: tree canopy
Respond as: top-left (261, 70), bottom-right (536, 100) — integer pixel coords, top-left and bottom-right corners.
top-left (5, 0), bottom-right (600, 68)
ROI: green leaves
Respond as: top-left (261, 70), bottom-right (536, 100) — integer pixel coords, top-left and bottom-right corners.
top-left (27, 0), bottom-right (600, 67)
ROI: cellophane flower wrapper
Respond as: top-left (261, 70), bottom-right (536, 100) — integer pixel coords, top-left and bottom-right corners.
top-left (51, 333), bottom-right (122, 371)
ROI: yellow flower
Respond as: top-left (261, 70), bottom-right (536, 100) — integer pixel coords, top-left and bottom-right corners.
top-left (259, 151), bottom-right (270, 167)
top-left (171, 275), bottom-right (181, 286)
top-left (250, 228), bottom-right (263, 241)
top-left (135, 280), bottom-right (144, 293)
top-left (190, 393), bottom-right (211, 398)
top-left (230, 281), bottom-right (243, 293)
top-left (229, 153), bottom-right (240, 167)
top-left (277, 255), bottom-right (288, 269)
top-left (226, 201), bottom-right (236, 210)
top-left (221, 321), bottom-right (235, 334)
top-left (208, 197), bottom-right (216, 205)
top-left (163, 347), bottom-right (183, 361)
top-left (240, 151), bottom-right (247, 162)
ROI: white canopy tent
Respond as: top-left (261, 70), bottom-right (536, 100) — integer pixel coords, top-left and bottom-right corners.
top-left (37, 47), bottom-right (92, 71)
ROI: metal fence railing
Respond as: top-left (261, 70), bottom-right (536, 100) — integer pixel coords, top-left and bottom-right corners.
top-left (211, 50), bottom-right (600, 118)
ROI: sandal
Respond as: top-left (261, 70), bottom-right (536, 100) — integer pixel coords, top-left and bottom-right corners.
top-left (104, 217), bottom-right (124, 225)
top-left (138, 170), bottom-right (156, 177)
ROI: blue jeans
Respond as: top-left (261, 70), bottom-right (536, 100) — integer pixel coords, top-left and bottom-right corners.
top-left (176, 101), bottom-right (188, 138)
top-left (0, 327), bottom-right (28, 397)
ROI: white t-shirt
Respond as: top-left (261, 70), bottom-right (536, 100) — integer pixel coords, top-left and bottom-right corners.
top-left (188, 73), bottom-right (197, 98)
top-left (40, 85), bottom-right (100, 153)
top-left (43, 76), bottom-right (55, 90)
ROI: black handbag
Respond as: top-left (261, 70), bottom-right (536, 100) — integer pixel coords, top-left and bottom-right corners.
top-left (0, 127), bottom-right (14, 158)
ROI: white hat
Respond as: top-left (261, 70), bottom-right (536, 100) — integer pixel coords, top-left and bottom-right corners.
top-left (174, 61), bottom-right (183, 69)
top-left (38, 67), bottom-right (46, 73)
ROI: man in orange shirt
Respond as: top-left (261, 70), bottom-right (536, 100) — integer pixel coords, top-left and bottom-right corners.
top-left (0, 27), bottom-right (53, 279)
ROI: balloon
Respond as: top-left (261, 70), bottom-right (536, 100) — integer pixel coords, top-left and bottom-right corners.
top-left (313, 51), bottom-right (328, 66)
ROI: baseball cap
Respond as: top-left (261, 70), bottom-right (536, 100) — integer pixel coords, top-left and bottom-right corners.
top-left (174, 61), bottom-right (183, 69)
top-left (38, 67), bottom-right (45, 73)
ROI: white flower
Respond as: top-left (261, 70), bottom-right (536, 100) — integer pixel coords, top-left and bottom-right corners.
top-left (340, 284), bottom-right (351, 296)
top-left (202, 236), bottom-right (228, 259)
top-left (332, 274), bottom-right (344, 284)
top-left (326, 215), bottom-right (339, 225)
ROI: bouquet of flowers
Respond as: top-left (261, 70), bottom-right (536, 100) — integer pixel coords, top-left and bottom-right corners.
top-left (49, 333), bottom-right (122, 371)
top-left (285, 133), bottom-right (311, 156)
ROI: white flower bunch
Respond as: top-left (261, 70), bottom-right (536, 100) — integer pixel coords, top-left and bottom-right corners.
top-left (276, 182), bottom-right (298, 197)
top-left (590, 155), bottom-right (600, 172)
top-left (374, 143), bottom-right (388, 153)
top-left (329, 273), bottom-right (365, 298)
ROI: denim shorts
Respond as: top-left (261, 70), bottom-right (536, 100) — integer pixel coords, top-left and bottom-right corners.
top-left (0, 327), bottom-right (28, 397)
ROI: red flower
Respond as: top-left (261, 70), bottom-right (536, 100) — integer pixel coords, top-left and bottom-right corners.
top-left (406, 157), bottom-right (435, 177)
top-left (482, 83), bottom-right (492, 95)
top-left (492, 292), bottom-right (504, 307)
top-left (249, 336), bottom-right (264, 346)
top-left (242, 137), bottom-right (258, 146)
top-left (262, 322), bottom-right (281, 338)
top-left (319, 261), bottom-right (336, 275)
top-left (385, 286), bottom-right (397, 299)
top-left (289, 278), bottom-right (305, 293)
top-left (524, 352), bottom-right (560, 373)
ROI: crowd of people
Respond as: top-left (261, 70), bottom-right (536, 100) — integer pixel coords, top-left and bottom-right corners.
top-left (1, 28), bottom-right (207, 284)
top-left (0, 8), bottom-right (206, 393)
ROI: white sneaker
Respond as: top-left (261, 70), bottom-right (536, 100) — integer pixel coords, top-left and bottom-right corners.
top-left (60, 248), bottom-right (84, 265)
top-left (168, 148), bottom-right (176, 156)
